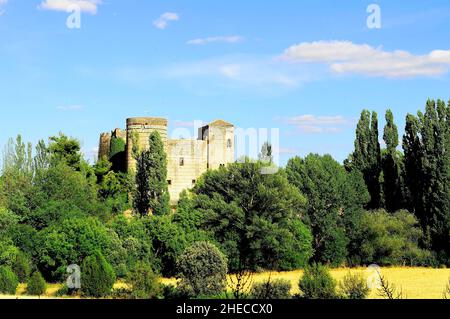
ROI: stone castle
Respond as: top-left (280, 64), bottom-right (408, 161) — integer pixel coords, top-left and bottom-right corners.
top-left (98, 117), bottom-right (235, 202)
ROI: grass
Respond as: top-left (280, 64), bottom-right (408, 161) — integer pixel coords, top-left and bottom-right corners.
top-left (1, 267), bottom-right (449, 299)
top-left (162, 267), bottom-right (450, 299)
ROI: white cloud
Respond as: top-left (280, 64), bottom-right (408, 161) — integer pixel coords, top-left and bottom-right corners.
top-left (153, 12), bottom-right (179, 30)
top-left (280, 40), bottom-right (450, 78)
top-left (0, 0), bottom-right (7, 15)
top-left (38, 0), bottom-right (102, 14)
top-left (56, 105), bottom-right (84, 111)
top-left (285, 115), bottom-right (355, 134)
top-left (219, 64), bottom-right (241, 78)
top-left (187, 36), bottom-right (244, 45)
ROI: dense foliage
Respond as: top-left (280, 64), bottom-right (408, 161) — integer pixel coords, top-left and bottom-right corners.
top-left (27, 271), bottom-right (47, 296)
top-left (0, 98), bottom-right (447, 299)
top-left (177, 242), bottom-right (228, 298)
top-left (81, 251), bottom-right (116, 298)
top-left (250, 279), bottom-right (292, 299)
top-left (298, 263), bottom-right (337, 299)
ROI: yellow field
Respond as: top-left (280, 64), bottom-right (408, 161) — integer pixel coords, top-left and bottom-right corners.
top-left (1, 267), bottom-right (448, 299)
top-left (162, 267), bottom-right (450, 299)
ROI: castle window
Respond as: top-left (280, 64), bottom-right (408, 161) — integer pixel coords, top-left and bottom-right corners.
top-left (167, 180), bottom-right (172, 185)
top-left (192, 179), bottom-right (196, 185)
top-left (227, 139), bottom-right (232, 148)
top-left (179, 157), bottom-right (185, 166)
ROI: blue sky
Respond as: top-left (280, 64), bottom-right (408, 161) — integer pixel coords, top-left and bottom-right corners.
top-left (1, 0), bottom-right (450, 165)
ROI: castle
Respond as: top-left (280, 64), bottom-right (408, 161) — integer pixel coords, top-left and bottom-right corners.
top-left (98, 117), bottom-right (235, 202)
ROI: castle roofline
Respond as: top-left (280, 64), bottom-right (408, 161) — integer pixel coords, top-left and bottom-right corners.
top-left (127, 117), bottom-right (168, 126)
top-left (207, 119), bottom-right (234, 127)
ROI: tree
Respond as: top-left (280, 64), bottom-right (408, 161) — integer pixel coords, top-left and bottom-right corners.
top-left (339, 272), bottom-right (369, 299)
top-left (298, 263), bottom-right (337, 299)
top-left (133, 131), bottom-right (170, 216)
top-left (126, 262), bottom-right (161, 299)
top-left (27, 271), bottom-right (47, 297)
top-left (12, 251), bottom-right (31, 283)
top-left (355, 210), bottom-right (433, 266)
top-left (259, 142), bottom-right (273, 164)
top-left (48, 133), bottom-right (82, 170)
top-left (402, 99), bottom-right (449, 261)
top-left (177, 242), bottom-right (228, 298)
top-left (0, 265), bottom-right (18, 295)
top-left (81, 251), bottom-right (116, 298)
top-left (286, 154), bottom-right (369, 265)
top-left (190, 160), bottom-right (313, 272)
top-left (250, 278), bottom-right (292, 299)
top-left (348, 110), bottom-right (382, 209)
top-left (35, 217), bottom-right (126, 281)
top-left (109, 134), bottom-right (126, 172)
top-left (382, 110), bottom-right (402, 212)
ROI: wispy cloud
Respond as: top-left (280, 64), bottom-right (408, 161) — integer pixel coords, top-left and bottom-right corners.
top-left (153, 12), bottom-right (179, 30)
top-left (56, 104), bottom-right (84, 111)
top-left (284, 115), bottom-right (355, 134)
top-left (280, 40), bottom-right (450, 78)
top-left (187, 36), bottom-right (244, 45)
top-left (0, 0), bottom-right (7, 15)
top-left (38, 0), bottom-right (102, 15)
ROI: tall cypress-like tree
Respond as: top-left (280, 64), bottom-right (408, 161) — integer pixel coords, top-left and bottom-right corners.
top-left (382, 110), bottom-right (401, 212)
top-left (133, 131), bottom-right (170, 216)
top-left (350, 110), bottom-right (382, 209)
top-left (403, 99), bottom-right (449, 258)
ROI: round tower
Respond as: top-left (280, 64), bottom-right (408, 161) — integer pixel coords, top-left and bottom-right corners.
top-left (126, 117), bottom-right (168, 172)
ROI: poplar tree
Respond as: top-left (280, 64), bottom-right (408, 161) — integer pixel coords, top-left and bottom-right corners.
top-left (403, 99), bottom-right (449, 258)
top-left (350, 110), bottom-right (382, 209)
top-left (382, 110), bottom-right (401, 212)
top-left (133, 131), bottom-right (170, 216)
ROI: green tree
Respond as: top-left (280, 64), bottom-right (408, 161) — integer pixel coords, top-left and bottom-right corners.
top-left (133, 131), bottom-right (170, 216)
top-left (250, 278), bottom-right (292, 299)
top-left (12, 251), bottom-right (31, 283)
top-left (126, 262), bottom-right (161, 299)
top-left (48, 133), bottom-right (82, 170)
top-left (347, 110), bottom-right (382, 209)
top-left (356, 210), bottom-right (433, 266)
top-left (177, 242), bottom-right (228, 298)
top-left (190, 160), bottom-right (313, 272)
top-left (382, 110), bottom-right (402, 212)
top-left (286, 154), bottom-right (369, 265)
top-left (402, 99), bottom-right (449, 261)
top-left (0, 265), bottom-right (18, 295)
top-left (339, 272), bottom-right (369, 299)
top-left (27, 271), bottom-right (47, 297)
top-left (81, 251), bottom-right (116, 298)
top-left (109, 134), bottom-right (126, 172)
top-left (298, 263), bottom-right (337, 299)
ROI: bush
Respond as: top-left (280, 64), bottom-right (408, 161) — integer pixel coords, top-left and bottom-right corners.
top-left (13, 251), bottom-right (31, 283)
top-left (27, 272), bottom-right (47, 296)
top-left (298, 263), bottom-right (337, 299)
top-left (250, 279), bottom-right (292, 299)
top-left (126, 262), bottom-right (161, 299)
top-left (356, 210), bottom-right (433, 266)
top-left (177, 242), bottom-right (228, 298)
top-left (81, 251), bottom-right (116, 298)
top-left (0, 265), bottom-right (19, 295)
top-left (339, 272), bottom-right (369, 299)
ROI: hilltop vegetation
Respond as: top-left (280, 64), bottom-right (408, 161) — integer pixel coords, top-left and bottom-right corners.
top-left (0, 99), bottom-right (448, 299)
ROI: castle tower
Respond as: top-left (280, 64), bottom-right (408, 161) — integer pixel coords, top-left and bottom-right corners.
top-left (199, 120), bottom-right (235, 170)
top-left (126, 117), bottom-right (168, 172)
top-left (98, 132), bottom-right (112, 161)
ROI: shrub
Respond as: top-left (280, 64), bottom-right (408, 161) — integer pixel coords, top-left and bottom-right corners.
top-left (298, 263), bottom-right (337, 299)
top-left (339, 272), bottom-right (369, 299)
top-left (126, 262), bottom-right (161, 299)
top-left (27, 272), bottom-right (47, 296)
top-left (250, 279), bottom-right (292, 299)
top-left (0, 265), bottom-right (19, 295)
top-left (13, 251), bottom-right (31, 283)
top-left (177, 242), bottom-right (228, 298)
top-left (81, 251), bottom-right (116, 298)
